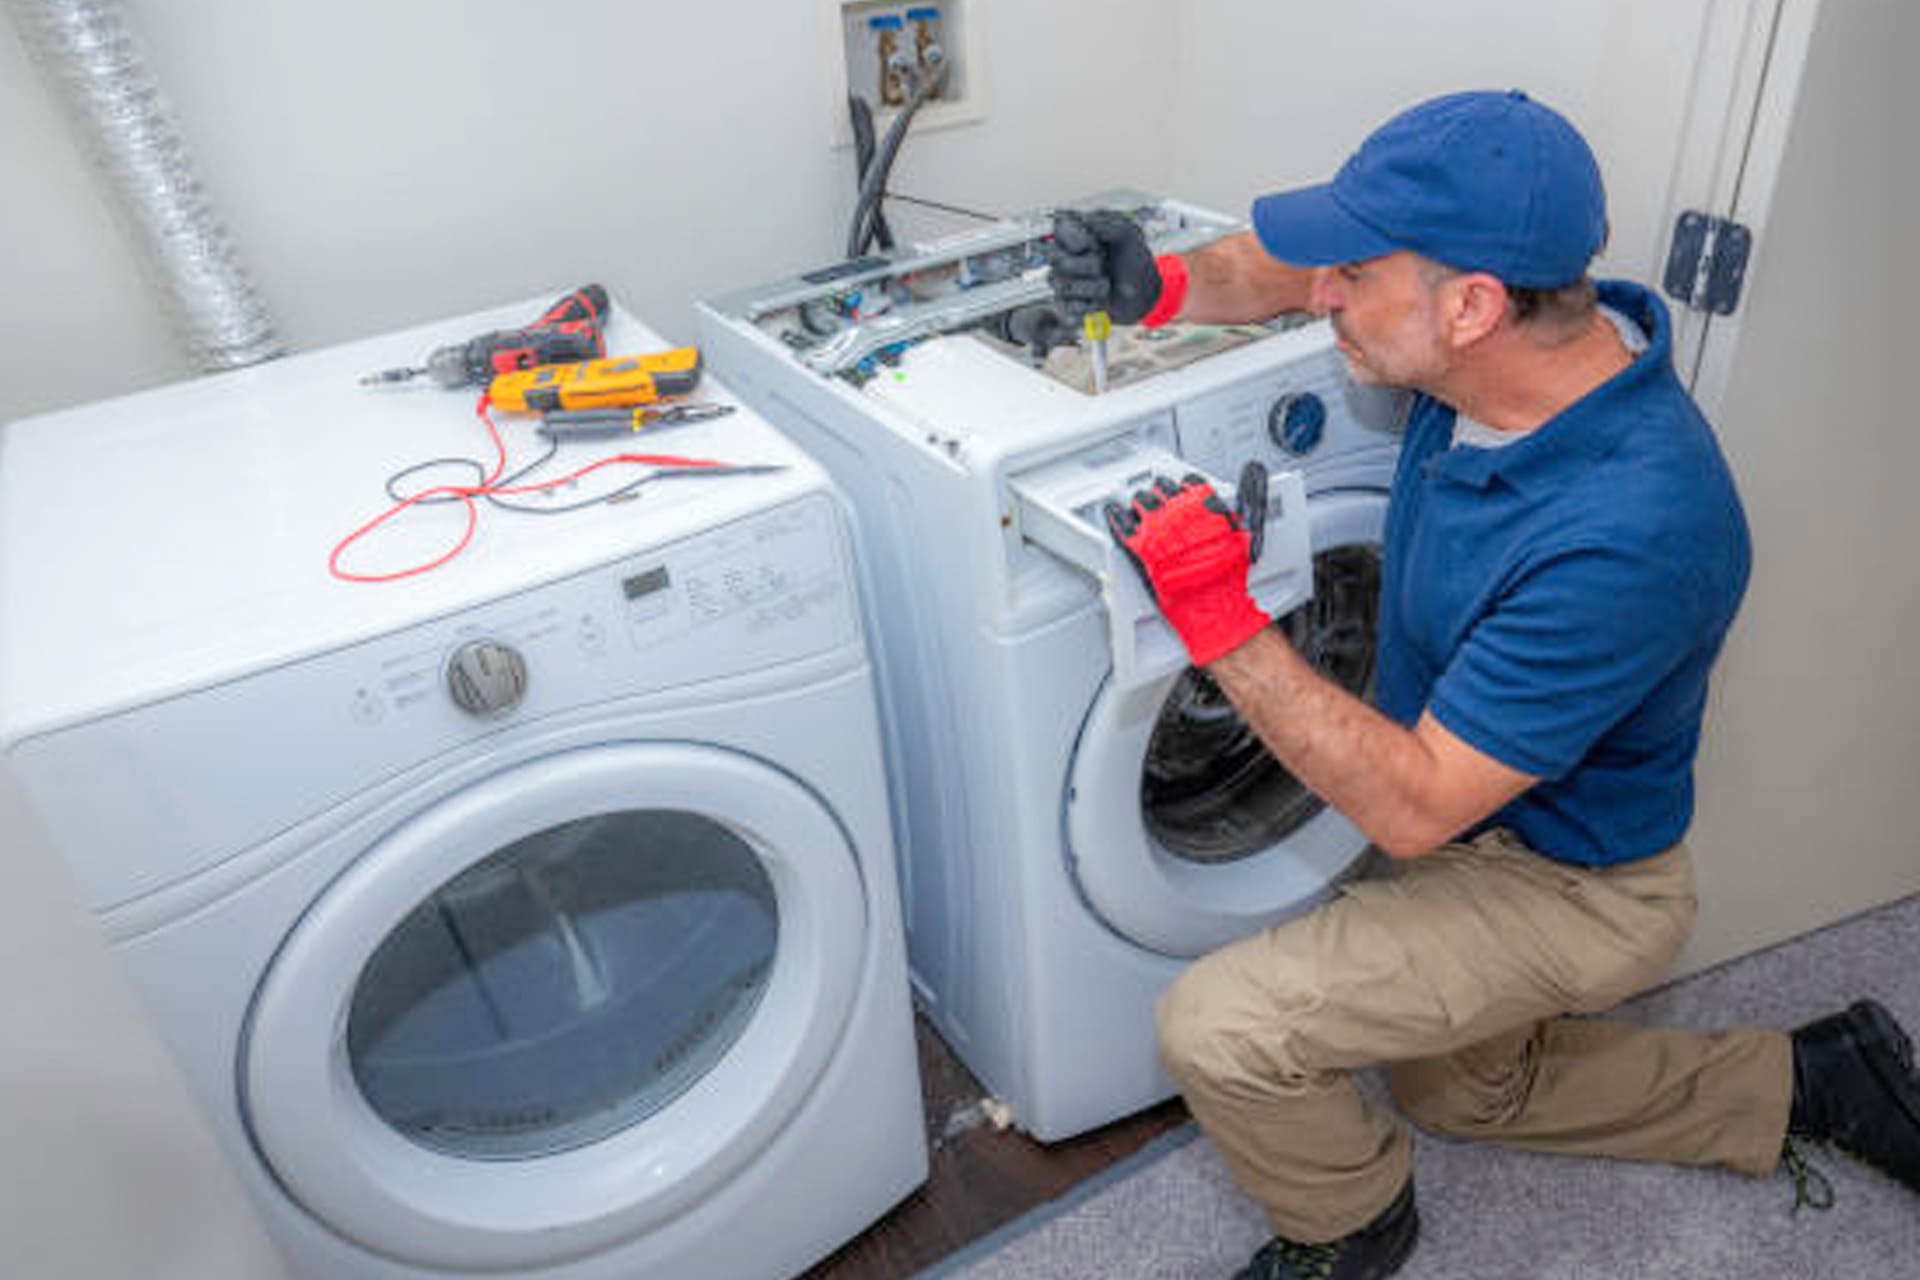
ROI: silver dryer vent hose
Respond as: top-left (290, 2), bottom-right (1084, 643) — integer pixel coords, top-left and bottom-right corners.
top-left (7, 0), bottom-right (283, 371)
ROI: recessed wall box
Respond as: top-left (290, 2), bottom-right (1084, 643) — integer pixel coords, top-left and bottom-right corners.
top-left (825, 0), bottom-right (986, 147)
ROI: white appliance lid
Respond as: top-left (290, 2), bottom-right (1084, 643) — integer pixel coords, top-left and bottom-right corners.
top-left (0, 299), bottom-right (828, 740)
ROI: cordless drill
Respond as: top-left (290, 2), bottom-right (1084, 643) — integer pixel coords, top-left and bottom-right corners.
top-left (360, 285), bottom-right (610, 388)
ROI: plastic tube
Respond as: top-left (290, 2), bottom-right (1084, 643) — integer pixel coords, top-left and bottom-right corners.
top-left (6, 0), bottom-right (283, 371)
top-left (844, 54), bottom-right (950, 261)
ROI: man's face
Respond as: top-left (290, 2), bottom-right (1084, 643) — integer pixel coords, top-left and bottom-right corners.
top-left (1308, 251), bottom-right (1453, 390)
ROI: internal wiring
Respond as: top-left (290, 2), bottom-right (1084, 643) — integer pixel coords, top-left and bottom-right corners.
top-left (881, 191), bottom-right (1001, 224)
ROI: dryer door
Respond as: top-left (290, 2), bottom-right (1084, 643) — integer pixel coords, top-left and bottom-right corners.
top-left (242, 742), bottom-right (866, 1271)
top-left (1066, 490), bottom-right (1385, 956)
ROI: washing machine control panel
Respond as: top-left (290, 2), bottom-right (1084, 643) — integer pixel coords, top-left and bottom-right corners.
top-left (1173, 345), bottom-right (1408, 481)
top-left (1008, 440), bottom-right (1312, 688)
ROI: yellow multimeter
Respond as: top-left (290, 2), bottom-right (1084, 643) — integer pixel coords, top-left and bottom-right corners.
top-left (488, 347), bottom-right (703, 411)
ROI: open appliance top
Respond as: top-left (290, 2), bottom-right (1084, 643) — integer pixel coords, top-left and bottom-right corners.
top-left (702, 189), bottom-right (1310, 391)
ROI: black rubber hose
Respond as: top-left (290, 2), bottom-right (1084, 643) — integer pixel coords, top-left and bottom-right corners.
top-left (848, 94), bottom-right (895, 252)
top-left (845, 58), bottom-right (950, 261)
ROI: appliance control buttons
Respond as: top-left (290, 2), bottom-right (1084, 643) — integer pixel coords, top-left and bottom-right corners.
top-left (1268, 392), bottom-right (1326, 456)
top-left (349, 687), bottom-right (386, 726)
top-left (577, 613), bottom-right (607, 656)
top-left (445, 639), bottom-right (528, 717)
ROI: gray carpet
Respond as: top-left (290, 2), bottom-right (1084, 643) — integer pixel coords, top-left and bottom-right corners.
top-left (922, 892), bottom-right (1920, 1279)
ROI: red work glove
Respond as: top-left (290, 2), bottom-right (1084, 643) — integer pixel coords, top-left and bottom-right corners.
top-left (1105, 472), bottom-right (1271, 667)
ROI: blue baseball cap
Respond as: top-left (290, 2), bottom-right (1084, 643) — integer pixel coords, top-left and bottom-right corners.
top-left (1251, 90), bottom-right (1606, 288)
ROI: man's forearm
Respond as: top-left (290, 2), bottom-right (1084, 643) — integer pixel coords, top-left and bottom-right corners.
top-left (1171, 232), bottom-right (1318, 325)
top-left (1205, 628), bottom-right (1499, 857)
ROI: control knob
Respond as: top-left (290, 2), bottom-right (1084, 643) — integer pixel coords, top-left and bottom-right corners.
top-left (446, 639), bottom-right (528, 717)
top-left (1267, 392), bottom-right (1327, 457)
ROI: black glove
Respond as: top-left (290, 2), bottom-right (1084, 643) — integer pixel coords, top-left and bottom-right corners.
top-left (1048, 209), bottom-right (1163, 326)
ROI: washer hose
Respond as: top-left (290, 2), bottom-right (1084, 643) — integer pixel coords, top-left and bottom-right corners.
top-left (844, 54), bottom-right (950, 261)
top-left (848, 93), bottom-right (896, 253)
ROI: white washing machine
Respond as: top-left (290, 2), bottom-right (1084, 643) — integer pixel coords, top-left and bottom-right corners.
top-left (0, 300), bottom-right (926, 1277)
top-left (699, 194), bottom-right (1405, 1141)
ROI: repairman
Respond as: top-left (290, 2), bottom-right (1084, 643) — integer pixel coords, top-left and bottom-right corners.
top-left (1048, 89), bottom-right (1920, 1280)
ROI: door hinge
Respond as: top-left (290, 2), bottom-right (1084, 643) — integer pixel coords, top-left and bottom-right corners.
top-left (1663, 211), bottom-right (1753, 315)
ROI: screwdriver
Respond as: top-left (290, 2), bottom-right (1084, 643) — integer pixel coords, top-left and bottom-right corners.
top-left (361, 285), bottom-right (609, 388)
top-left (1084, 308), bottom-right (1111, 395)
top-left (537, 403), bottom-right (735, 441)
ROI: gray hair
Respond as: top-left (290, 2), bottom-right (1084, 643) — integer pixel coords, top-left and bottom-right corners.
top-left (1416, 257), bottom-right (1597, 341)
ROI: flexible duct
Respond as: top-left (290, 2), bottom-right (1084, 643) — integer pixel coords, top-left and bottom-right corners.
top-left (7, 0), bottom-right (283, 371)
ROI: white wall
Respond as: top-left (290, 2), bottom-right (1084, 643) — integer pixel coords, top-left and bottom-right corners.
top-left (2, 0), bottom-right (1725, 423)
top-left (0, 0), bottom-right (1174, 424)
top-left (1167, 0), bottom-right (1723, 291)
top-left (0, 764), bottom-right (289, 1279)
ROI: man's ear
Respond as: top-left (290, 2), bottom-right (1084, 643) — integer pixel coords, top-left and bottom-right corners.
top-left (1443, 272), bottom-right (1509, 349)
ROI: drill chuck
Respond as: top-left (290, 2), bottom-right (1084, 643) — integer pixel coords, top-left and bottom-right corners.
top-left (425, 342), bottom-right (485, 388)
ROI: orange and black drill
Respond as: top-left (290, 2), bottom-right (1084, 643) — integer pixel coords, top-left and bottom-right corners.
top-left (361, 285), bottom-right (610, 388)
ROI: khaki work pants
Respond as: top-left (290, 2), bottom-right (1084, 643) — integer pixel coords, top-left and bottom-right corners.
top-left (1156, 829), bottom-right (1794, 1242)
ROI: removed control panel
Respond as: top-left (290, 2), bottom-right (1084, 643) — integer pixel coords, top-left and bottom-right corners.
top-left (1009, 442), bottom-right (1311, 688)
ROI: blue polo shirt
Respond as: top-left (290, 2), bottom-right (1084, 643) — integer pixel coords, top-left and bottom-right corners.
top-left (1376, 281), bottom-right (1750, 866)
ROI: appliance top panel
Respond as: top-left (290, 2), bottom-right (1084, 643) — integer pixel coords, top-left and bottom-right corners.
top-left (0, 299), bottom-right (830, 738)
top-left (853, 315), bottom-right (1337, 458)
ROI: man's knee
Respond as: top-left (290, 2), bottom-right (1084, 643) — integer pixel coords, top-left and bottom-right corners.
top-left (1157, 955), bottom-right (1231, 1084)
top-left (1157, 949), bottom-right (1310, 1091)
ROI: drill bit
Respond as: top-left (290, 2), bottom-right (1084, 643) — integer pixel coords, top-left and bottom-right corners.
top-left (358, 366), bottom-right (430, 386)
top-left (1083, 309), bottom-right (1111, 395)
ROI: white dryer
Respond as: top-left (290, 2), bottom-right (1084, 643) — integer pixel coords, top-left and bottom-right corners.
top-left (0, 301), bottom-right (926, 1277)
top-left (699, 194), bottom-right (1405, 1141)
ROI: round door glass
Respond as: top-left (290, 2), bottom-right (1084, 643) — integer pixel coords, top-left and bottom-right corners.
top-left (345, 809), bottom-right (778, 1160)
top-left (1141, 544), bottom-right (1381, 864)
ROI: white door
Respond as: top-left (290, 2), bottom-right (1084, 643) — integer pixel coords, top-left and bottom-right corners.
top-left (242, 743), bottom-right (867, 1271)
top-left (1067, 491), bottom-right (1386, 955)
top-left (1672, 0), bottom-right (1920, 971)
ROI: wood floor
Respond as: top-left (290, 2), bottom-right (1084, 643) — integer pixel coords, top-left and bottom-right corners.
top-left (802, 1016), bottom-right (1191, 1279)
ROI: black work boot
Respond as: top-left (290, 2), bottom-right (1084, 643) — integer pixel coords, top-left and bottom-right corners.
top-left (1788, 999), bottom-right (1920, 1194)
top-left (1232, 1180), bottom-right (1418, 1280)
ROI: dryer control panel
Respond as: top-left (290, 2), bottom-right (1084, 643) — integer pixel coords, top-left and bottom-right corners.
top-left (8, 492), bottom-right (860, 920)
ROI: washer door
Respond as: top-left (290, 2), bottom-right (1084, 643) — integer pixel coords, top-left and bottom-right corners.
top-left (1067, 490), bottom-right (1385, 957)
top-left (242, 743), bottom-right (866, 1271)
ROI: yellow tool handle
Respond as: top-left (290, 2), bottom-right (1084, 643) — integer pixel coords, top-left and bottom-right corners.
top-left (489, 347), bottom-right (703, 412)
top-left (1082, 310), bottom-right (1111, 344)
